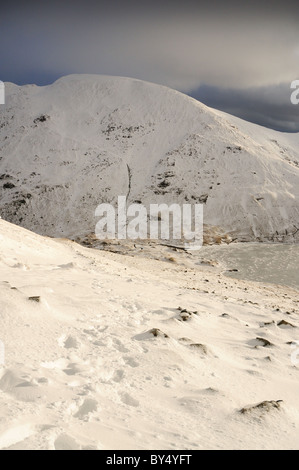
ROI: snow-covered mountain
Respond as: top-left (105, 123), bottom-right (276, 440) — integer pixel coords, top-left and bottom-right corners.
top-left (0, 74), bottom-right (299, 242)
top-left (1, 75), bottom-right (299, 450)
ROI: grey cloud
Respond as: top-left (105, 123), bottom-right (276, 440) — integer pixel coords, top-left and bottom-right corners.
top-left (1, 1), bottom-right (299, 90)
top-left (190, 83), bottom-right (299, 132)
top-left (1, 1), bottom-right (299, 131)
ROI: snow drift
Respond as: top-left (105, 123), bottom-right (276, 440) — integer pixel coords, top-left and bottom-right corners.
top-left (0, 218), bottom-right (299, 450)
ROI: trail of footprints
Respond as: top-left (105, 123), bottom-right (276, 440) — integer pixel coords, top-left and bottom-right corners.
top-left (1, 301), bottom-right (299, 449)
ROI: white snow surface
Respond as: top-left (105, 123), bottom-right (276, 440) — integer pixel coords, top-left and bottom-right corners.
top-left (0, 74), bottom-right (299, 242)
top-left (1, 75), bottom-right (299, 450)
top-left (0, 219), bottom-right (299, 450)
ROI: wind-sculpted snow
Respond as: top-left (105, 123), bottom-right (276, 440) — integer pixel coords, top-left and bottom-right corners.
top-left (0, 218), bottom-right (299, 449)
top-left (0, 74), bottom-right (299, 242)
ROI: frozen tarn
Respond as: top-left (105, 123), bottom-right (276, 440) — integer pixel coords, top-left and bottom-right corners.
top-left (197, 242), bottom-right (299, 291)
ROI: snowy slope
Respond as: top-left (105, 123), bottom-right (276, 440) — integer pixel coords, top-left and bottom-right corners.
top-left (0, 74), bottom-right (299, 242)
top-left (0, 218), bottom-right (299, 450)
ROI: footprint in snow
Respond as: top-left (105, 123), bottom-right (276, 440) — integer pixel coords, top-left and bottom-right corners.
top-left (58, 334), bottom-right (80, 349)
top-left (112, 369), bottom-right (125, 383)
top-left (54, 433), bottom-right (81, 450)
top-left (74, 398), bottom-right (98, 420)
top-left (123, 356), bottom-right (139, 368)
top-left (112, 338), bottom-right (130, 353)
top-left (120, 392), bottom-right (139, 407)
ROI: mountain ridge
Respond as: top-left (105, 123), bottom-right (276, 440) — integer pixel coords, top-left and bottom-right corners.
top-left (0, 74), bottom-right (298, 243)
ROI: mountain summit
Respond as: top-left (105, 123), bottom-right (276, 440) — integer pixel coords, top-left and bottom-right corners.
top-left (0, 74), bottom-right (298, 242)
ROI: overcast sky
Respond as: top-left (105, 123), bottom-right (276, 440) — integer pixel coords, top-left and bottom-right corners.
top-left (1, 0), bottom-right (299, 131)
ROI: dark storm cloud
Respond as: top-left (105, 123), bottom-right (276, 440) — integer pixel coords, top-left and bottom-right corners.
top-left (1, 0), bottom-right (299, 130)
top-left (190, 83), bottom-right (299, 132)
